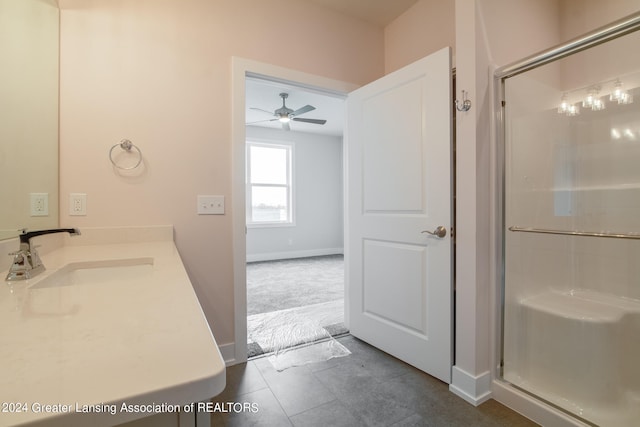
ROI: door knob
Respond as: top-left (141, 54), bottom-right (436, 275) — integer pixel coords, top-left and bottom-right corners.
top-left (421, 226), bottom-right (447, 238)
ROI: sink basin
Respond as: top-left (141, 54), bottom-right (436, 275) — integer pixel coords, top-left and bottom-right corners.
top-left (30, 258), bottom-right (154, 289)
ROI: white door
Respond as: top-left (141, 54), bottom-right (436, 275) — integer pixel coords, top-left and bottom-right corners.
top-left (346, 47), bottom-right (452, 383)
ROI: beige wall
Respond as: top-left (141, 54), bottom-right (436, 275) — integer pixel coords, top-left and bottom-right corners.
top-left (0, 0), bottom-right (59, 239)
top-left (560, 0), bottom-right (640, 40)
top-left (58, 0), bottom-right (384, 346)
top-left (477, 0), bottom-right (561, 66)
top-left (384, 0), bottom-right (455, 73)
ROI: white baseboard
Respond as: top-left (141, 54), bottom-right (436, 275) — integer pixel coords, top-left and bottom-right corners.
top-left (449, 366), bottom-right (492, 406)
top-left (218, 343), bottom-right (238, 366)
top-left (246, 248), bottom-right (343, 263)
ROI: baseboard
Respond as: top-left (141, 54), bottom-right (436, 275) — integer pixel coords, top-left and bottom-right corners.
top-left (449, 366), bottom-right (492, 406)
top-left (218, 343), bottom-right (238, 366)
top-left (246, 248), bottom-right (343, 263)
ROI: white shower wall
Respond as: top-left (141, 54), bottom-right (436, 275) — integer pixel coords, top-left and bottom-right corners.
top-left (505, 70), bottom-right (640, 301)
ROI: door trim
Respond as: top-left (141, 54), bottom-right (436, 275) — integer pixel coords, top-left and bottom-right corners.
top-left (231, 57), bottom-right (356, 365)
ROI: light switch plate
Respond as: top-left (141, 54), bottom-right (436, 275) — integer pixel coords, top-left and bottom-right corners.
top-left (197, 195), bottom-right (224, 215)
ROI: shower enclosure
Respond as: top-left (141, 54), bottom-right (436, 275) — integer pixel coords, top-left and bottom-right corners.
top-left (497, 14), bottom-right (640, 427)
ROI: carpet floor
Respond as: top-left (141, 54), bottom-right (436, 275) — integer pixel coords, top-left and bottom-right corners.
top-left (247, 255), bottom-right (345, 316)
top-left (246, 255), bottom-right (347, 358)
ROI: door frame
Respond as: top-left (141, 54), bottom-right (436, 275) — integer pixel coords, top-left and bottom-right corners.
top-left (231, 57), bottom-right (357, 364)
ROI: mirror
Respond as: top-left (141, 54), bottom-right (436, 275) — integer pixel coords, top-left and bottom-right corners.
top-left (0, 0), bottom-right (60, 240)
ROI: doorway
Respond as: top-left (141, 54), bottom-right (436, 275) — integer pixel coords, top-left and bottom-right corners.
top-left (230, 57), bottom-right (356, 370)
top-left (232, 53), bottom-right (454, 382)
top-left (245, 76), bottom-right (347, 358)
top-left (244, 77), bottom-right (348, 360)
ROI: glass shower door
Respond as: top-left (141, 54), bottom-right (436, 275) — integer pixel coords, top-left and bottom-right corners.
top-left (501, 28), bottom-right (640, 426)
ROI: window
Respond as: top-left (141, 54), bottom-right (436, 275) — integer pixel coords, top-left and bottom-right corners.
top-left (246, 141), bottom-right (293, 226)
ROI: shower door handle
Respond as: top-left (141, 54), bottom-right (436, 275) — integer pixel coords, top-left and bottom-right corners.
top-left (421, 226), bottom-right (447, 238)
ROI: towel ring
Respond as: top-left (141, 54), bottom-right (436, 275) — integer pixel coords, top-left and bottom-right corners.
top-left (109, 139), bottom-right (142, 170)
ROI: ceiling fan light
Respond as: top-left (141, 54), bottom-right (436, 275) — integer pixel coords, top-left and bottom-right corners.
top-left (279, 116), bottom-right (291, 123)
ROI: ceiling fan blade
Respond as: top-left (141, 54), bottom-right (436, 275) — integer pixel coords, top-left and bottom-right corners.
top-left (292, 118), bottom-right (327, 125)
top-left (249, 107), bottom-right (275, 115)
top-left (282, 122), bottom-right (291, 131)
top-left (246, 119), bottom-right (278, 124)
top-left (291, 105), bottom-right (315, 116)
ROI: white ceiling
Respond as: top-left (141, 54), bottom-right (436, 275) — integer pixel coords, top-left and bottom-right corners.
top-left (294, 0), bottom-right (419, 27)
top-left (246, 78), bottom-right (346, 137)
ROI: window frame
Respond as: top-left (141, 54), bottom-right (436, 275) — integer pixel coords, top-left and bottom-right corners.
top-left (246, 140), bottom-right (295, 228)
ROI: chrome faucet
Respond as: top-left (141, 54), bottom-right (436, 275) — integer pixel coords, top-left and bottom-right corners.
top-left (5, 228), bottom-right (81, 281)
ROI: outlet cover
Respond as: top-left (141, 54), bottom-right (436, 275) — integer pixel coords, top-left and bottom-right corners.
top-left (30, 193), bottom-right (49, 216)
top-left (69, 193), bottom-right (87, 216)
top-left (197, 195), bottom-right (224, 215)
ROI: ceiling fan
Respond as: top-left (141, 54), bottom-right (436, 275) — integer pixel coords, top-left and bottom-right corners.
top-left (248, 93), bottom-right (327, 131)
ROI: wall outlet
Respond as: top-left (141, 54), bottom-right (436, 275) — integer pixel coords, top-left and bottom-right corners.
top-left (30, 193), bottom-right (49, 216)
top-left (197, 195), bottom-right (224, 215)
top-left (69, 193), bottom-right (87, 216)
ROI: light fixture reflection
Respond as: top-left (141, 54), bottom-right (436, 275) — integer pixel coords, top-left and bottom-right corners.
top-left (610, 127), bottom-right (638, 141)
top-left (624, 129), bottom-right (636, 141)
top-left (610, 80), bottom-right (625, 102)
top-left (591, 98), bottom-right (605, 111)
top-left (566, 105), bottom-right (580, 116)
top-left (558, 78), bottom-right (635, 117)
top-left (611, 128), bottom-right (621, 139)
top-left (558, 93), bottom-right (570, 114)
top-left (609, 79), bottom-right (633, 104)
top-left (619, 92), bottom-right (633, 105)
top-left (582, 88), bottom-right (599, 108)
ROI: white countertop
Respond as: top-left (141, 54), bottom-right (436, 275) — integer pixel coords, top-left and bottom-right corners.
top-left (0, 227), bottom-right (226, 427)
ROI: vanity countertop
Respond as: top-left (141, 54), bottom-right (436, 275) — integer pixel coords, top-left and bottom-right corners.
top-left (0, 226), bottom-right (226, 426)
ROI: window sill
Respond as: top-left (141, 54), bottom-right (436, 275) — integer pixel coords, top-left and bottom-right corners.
top-left (247, 222), bottom-right (296, 229)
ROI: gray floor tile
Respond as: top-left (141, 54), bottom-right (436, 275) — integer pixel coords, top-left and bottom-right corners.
top-left (337, 336), bottom-right (414, 378)
top-left (289, 400), bottom-right (367, 427)
top-left (313, 359), bottom-right (381, 399)
top-left (212, 388), bottom-right (292, 427)
top-left (217, 335), bottom-right (540, 427)
top-left (351, 347), bottom-right (415, 379)
top-left (382, 368), bottom-right (448, 408)
top-left (382, 371), bottom-right (484, 425)
top-left (306, 353), bottom-right (346, 373)
top-left (214, 361), bottom-right (268, 401)
top-left (337, 385), bottom-right (416, 427)
top-left (391, 413), bottom-right (434, 427)
top-left (256, 361), bottom-right (336, 416)
top-left (315, 363), bottom-right (415, 426)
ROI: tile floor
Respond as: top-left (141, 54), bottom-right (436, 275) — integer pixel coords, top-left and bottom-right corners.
top-left (211, 335), bottom-right (539, 426)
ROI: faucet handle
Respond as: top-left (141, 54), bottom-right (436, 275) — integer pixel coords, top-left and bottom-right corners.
top-left (8, 252), bottom-right (25, 266)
